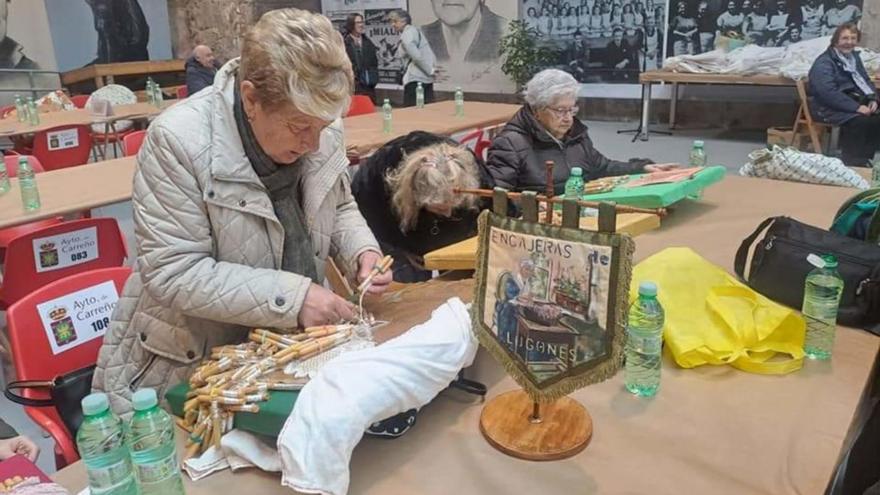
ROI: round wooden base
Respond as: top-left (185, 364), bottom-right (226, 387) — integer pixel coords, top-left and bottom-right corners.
top-left (479, 390), bottom-right (592, 461)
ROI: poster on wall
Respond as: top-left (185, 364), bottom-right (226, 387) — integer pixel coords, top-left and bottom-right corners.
top-left (409, 0), bottom-right (517, 93)
top-left (0, 0), bottom-right (58, 101)
top-left (665, 0), bottom-right (862, 57)
top-left (44, 0), bottom-right (173, 72)
top-left (522, 0), bottom-right (669, 83)
top-left (320, 1), bottom-right (408, 85)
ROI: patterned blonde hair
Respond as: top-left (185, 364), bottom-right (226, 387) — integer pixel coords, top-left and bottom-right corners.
top-left (240, 8), bottom-right (353, 121)
top-left (385, 143), bottom-right (481, 232)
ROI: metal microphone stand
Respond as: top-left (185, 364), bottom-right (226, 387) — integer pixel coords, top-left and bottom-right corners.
top-left (617, 26), bottom-right (672, 142)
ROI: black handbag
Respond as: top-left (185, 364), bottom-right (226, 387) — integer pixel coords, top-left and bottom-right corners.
top-left (4, 365), bottom-right (96, 438)
top-left (735, 216), bottom-right (880, 333)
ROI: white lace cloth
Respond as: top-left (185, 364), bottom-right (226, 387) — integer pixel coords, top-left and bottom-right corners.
top-left (740, 145), bottom-right (870, 189)
top-left (85, 84), bottom-right (136, 133)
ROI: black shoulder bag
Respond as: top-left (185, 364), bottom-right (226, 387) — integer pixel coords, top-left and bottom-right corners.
top-left (735, 216), bottom-right (880, 334)
top-left (4, 365), bottom-right (96, 439)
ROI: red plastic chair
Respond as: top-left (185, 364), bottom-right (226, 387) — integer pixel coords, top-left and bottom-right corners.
top-left (457, 129), bottom-right (491, 161)
top-left (0, 105), bottom-right (14, 118)
top-left (122, 130), bottom-right (146, 157)
top-left (0, 156), bottom-right (61, 261)
top-left (0, 217), bottom-right (128, 310)
top-left (32, 125), bottom-right (93, 171)
top-left (346, 95), bottom-right (376, 117)
top-left (7, 266), bottom-right (132, 468)
top-left (69, 95), bottom-right (90, 109)
top-left (3, 154), bottom-right (44, 176)
top-left (176, 86), bottom-right (188, 99)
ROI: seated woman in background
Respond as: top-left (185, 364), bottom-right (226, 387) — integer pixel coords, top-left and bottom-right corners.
top-left (485, 69), bottom-right (674, 195)
top-left (352, 131), bottom-right (492, 282)
top-left (808, 23), bottom-right (880, 166)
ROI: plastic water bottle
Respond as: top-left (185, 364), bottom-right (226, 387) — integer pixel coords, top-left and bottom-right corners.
top-left (871, 158), bottom-right (880, 187)
top-left (76, 393), bottom-right (138, 495)
top-left (0, 157), bottom-right (9, 195)
top-left (688, 140), bottom-right (707, 167)
top-left (564, 167), bottom-right (584, 201)
top-left (17, 156), bottom-right (40, 211)
top-left (152, 82), bottom-right (164, 107)
top-left (146, 78), bottom-right (155, 105)
top-left (26, 97), bottom-right (39, 126)
top-left (802, 254), bottom-right (844, 360)
top-left (128, 388), bottom-right (185, 495)
top-left (382, 98), bottom-right (392, 133)
top-left (625, 281), bottom-right (665, 397)
top-left (454, 87), bottom-right (464, 116)
top-left (13, 94), bottom-right (26, 123)
top-left (415, 82), bottom-right (425, 108)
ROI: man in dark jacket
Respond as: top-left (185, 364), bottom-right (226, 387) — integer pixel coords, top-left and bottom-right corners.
top-left (185, 45), bottom-right (220, 96)
top-left (85, 0), bottom-right (149, 64)
top-left (808, 23), bottom-right (880, 166)
top-left (343, 13), bottom-right (380, 103)
top-left (604, 28), bottom-right (637, 81)
top-left (487, 69), bottom-right (672, 195)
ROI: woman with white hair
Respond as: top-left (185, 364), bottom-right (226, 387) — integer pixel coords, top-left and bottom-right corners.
top-left (92, 9), bottom-right (391, 415)
top-left (352, 131), bottom-right (492, 282)
top-left (486, 69), bottom-right (674, 194)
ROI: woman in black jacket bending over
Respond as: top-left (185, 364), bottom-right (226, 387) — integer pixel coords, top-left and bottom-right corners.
top-left (352, 131), bottom-right (492, 282)
top-left (343, 13), bottom-right (380, 103)
top-left (486, 69), bottom-right (675, 194)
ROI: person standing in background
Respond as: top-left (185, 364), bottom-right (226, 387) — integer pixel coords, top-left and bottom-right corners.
top-left (800, 0), bottom-right (825, 39)
top-left (670, 1), bottom-right (698, 56)
top-left (695, 1), bottom-right (715, 54)
top-left (743, 0), bottom-right (769, 45)
top-left (389, 10), bottom-right (437, 108)
top-left (344, 13), bottom-right (379, 104)
top-left (185, 44), bottom-right (220, 96)
top-left (716, 0), bottom-right (745, 38)
top-left (84, 0), bottom-right (149, 64)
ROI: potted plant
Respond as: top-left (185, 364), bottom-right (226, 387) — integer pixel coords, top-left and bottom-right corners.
top-left (499, 20), bottom-right (558, 90)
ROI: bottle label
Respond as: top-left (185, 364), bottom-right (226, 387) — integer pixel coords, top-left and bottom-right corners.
top-left (627, 332), bottom-right (661, 354)
top-left (87, 458), bottom-right (135, 494)
top-left (135, 452), bottom-right (179, 485)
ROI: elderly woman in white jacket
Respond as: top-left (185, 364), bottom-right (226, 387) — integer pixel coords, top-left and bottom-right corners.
top-left (93, 9), bottom-right (391, 415)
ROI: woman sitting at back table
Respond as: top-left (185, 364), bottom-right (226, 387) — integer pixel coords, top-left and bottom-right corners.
top-left (808, 23), bottom-right (880, 167)
top-left (352, 131), bottom-right (492, 282)
top-left (486, 69), bottom-right (675, 195)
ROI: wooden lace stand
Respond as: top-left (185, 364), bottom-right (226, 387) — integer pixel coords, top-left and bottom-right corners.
top-left (458, 161), bottom-right (648, 461)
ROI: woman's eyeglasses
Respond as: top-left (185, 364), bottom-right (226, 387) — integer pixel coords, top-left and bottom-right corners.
top-left (547, 106), bottom-right (579, 118)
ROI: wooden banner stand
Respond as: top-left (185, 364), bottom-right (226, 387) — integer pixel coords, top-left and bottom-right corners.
top-left (475, 169), bottom-right (620, 461)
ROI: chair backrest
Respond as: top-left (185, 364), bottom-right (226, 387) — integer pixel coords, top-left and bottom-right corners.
top-left (3, 154), bottom-right (44, 177)
top-left (0, 217), bottom-right (128, 307)
top-left (458, 129), bottom-right (485, 150)
top-left (7, 266), bottom-right (132, 466)
top-left (32, 125), bottom-right (93, 171)
top-left (795, 79), bottom-right (814, 124)
top-left (69, 94), bottom-right (90, 109)
top-left (123, 130), bottom-right (147, 157)
top-left (176, 86), bottom-right (188, 99)
top-left (474, 139), bottom-right (492, 162)
top-left (0, 105), bottom-right (14, 118)
top-left (347, 95), bottom-right (376, 117)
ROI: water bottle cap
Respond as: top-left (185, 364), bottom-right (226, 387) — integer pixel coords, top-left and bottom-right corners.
top-left (693, 140), bottom-right (704, 148)
top-left (638, 281), bottom-right (658, 297)
top-left (383, 98), bottom-right (390, 104)
top-left (81, 393), bottom-right (109, 416)
top-left (821, 254), bottom-right (838, 268)
top-left (570, 167), bottom-right (583, 177)
top-left (132, 388), bottom-right (159, 411)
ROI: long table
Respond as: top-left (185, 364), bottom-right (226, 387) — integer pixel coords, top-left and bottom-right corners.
top-left (0, 102), bottom-right (172, 137)
top-left (53, 175), bottom-right (880, 494)
top-left (0, 101), bottom-right (518, 230)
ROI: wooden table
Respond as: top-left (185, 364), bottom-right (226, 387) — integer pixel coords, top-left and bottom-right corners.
top-left (61, 60), bottom-right (185, 88)
top-left (424, 212), bottom-right (661, 270)
top-left (0, 102), bottom-right (171, 137)
top-left (0, 157), bottom-right (135, 229)
top-left (343, 101), bottom-right (518, 157)
top-left (53, 175), bottom-right (879, 495)
top-left (0, 102), bottom-right (517, 230)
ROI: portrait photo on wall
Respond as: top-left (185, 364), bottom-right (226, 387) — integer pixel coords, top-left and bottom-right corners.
top-left (472, 211), bottom-right (633, 399)
top-left (408, 0), bottom-right (517, 93)
top-left (665, 0), bottom-right (862, 57)
top-left (521, 0), bottom-right (670, 83)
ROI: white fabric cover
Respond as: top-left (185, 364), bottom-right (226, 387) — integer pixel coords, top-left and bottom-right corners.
top-left (740, 145), bottom-right (870, 189)
top-left (278, 297), bottom-right (477, 495)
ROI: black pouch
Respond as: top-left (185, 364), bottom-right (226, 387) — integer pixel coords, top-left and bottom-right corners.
top-left (735, 216), bottom-right (880, 334)
top-left (5, 365), bottom-right (96, 439)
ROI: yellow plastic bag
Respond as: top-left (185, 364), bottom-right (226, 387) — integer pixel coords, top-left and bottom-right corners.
top-left (631, 247), bottom-right (806, 374)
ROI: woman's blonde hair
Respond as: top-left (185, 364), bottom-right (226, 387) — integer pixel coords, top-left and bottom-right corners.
top-left (240, 8), bottom-right (353, 121)
top-left (386, 143), bottom-right (481, 232)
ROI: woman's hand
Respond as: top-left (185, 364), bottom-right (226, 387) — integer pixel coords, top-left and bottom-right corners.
top-left (298, 284), bottom-right (356, 327)
top-left (869, 101), bottom-right (879, 114)
top-left (357, 251), bottom-right (393, 295)
top-left (644, 163), bottom-right (681, 172)
top-left (0, 435), bottom-right (40, 462)
top-left (857, 105), bottom-right (872, 116)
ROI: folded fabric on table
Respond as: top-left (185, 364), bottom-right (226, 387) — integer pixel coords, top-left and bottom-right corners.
top-left (740, 145), bottom-right (870, 189)
top-left (632, 247), bottom-right (806, 375)
top-left (278, 297), bottom-right (477, 495)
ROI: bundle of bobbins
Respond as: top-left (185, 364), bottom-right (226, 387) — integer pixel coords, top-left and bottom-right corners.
top-left (179, 325), bottom-right (354, 459)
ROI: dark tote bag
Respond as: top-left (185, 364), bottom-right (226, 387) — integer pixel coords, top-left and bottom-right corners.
top-left (5, 365), bottom-right (96, 439)
top-left (734, 216), bottom-right (880, 334)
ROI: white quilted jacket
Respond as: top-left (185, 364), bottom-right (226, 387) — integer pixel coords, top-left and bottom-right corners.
top-left (93, 59), bottom-right (379, 416)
